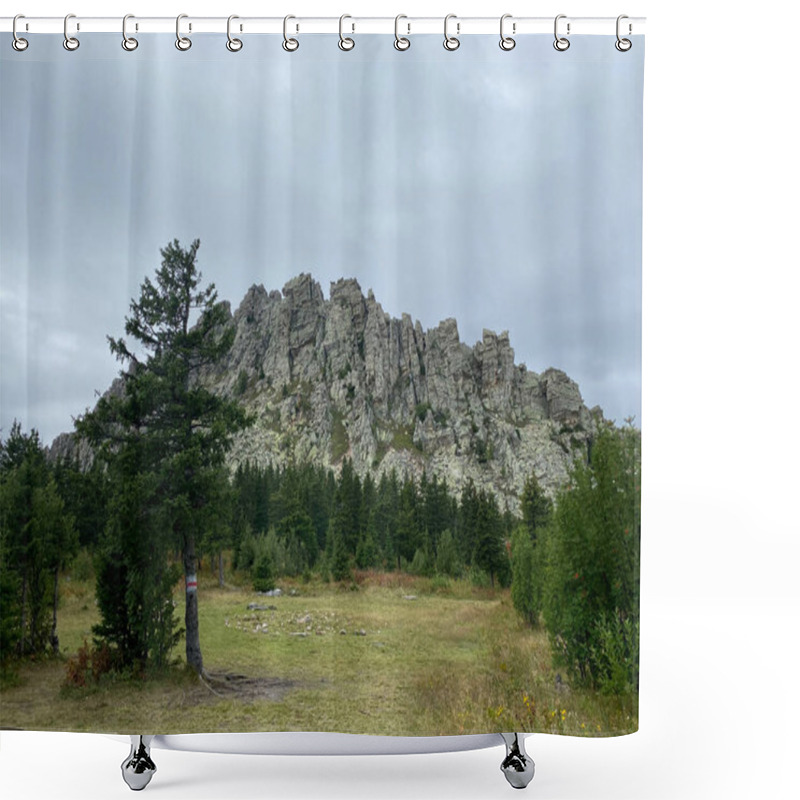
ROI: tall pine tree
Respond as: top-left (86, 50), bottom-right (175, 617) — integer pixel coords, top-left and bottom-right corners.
top-left (78, 240), bottom-right (251, 674)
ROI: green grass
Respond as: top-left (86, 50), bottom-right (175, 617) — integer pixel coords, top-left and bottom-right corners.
top-left (0, 564), bottom-right (637, 736)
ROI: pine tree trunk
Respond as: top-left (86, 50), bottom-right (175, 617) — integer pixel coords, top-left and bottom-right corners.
top-left (50, 568), bottom-right (60, 653)
top-left (183, 535), bottom-right (203, 674)
top-left (218, 550), bottom-right (224, 587)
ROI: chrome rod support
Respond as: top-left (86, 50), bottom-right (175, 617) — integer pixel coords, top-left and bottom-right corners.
top-left (121, 735), bottom-right (157, 791)
top-left (500, 733), bottom-right (535, 790)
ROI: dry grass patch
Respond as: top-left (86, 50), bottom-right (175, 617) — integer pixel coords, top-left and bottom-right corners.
top-left (0, 571), bottom-right (637, 736)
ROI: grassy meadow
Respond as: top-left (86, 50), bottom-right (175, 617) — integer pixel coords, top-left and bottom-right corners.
top-left (0, 557), bottom-right (637, 737)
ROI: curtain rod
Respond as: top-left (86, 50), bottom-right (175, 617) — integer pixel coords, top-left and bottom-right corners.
top-left (1, 16), bottom-right (646, 36)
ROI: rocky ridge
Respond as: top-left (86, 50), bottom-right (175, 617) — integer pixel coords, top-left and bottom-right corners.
top-left (199, 274), bottom-right (600, 513)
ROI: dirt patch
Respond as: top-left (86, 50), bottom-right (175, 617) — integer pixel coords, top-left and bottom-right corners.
top-left (202, 671), bottom-right (301, 702)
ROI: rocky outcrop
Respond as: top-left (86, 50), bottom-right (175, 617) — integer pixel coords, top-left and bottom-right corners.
top-left (48, 275), bottom-right (600, 513)
top-left (201, 274), bottom-right (600, 513)
top-left (47, 431), bottom-right (94, 471)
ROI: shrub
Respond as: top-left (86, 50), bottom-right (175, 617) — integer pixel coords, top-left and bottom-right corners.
top-left (70, 548), bottom-right (94, 582)
top-left (469, 567), bottom-right (491, 589)
top-left (234, 528), bottom-right (257, 570)
top-left (510, 525), bottom-right (539, 626)
top-left (409, 547), bottom-right (433, 577)
top-left (337, 362), bottom-right (352, 380)
top-left (591, 612), bottom-right (639, 694)
top-left (263, 528), bottom-right (288, 576)
top-left (63, 640), bottom-right (116, 688)
top-left (435, 530), bottom-right (461, 577)
top-left (283, 533), bottom-right (309, 576)
top-left (252, 551), bottom-right (275, 593)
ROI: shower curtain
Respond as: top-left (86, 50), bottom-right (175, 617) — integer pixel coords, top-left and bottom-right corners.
top-left (0, 26), bottom-right (643, 740)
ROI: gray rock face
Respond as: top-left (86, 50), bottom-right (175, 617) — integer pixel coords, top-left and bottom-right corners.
top-left (203, 275), bottom-right (600, 513)
top-left (47, 431), bottom-right (95, 470)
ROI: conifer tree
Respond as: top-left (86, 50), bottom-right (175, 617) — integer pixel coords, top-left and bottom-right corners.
top-left (332, 459), bottom-right (362, 553)
top-left (252, 549), bottom-right (275, 593)
top-left (78, 240), bottom-right (251, 674)
top-left (395, 479), bottom-right (420, 568)
top-left (35, 477), bottom-right (78, 653)
top-left (373, 471), bottom-right (399, 568)
top-left (520, 473), bottom-right (552, 542)
top-left (458, 480), bottom-right (480, 565)
top-left (329, 522), bottom-right (351, 582)
top-left (355, 528), bottom-right (379, 570)
top-left (0, 424), bottom-right (77, 659)
top-left (472, 489), bottom-right (505, 588)
top-left (510, 525), bottom-right (538, 626)
top-left (277, 508), bottom-right (318, 568)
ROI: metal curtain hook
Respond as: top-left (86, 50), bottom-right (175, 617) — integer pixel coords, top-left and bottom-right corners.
top-left (616, 14), bottom-right (632, 51)
top-left (499, 14), bottom-right (515, 51)
top-left (63, 13), bottom-right (79, 51)
top-left (338, 14), bottom-right (355, 51)
top-left (12, 14), bottom-right (28, 51)
top-left (122, 14), bottom-right (138, 51)
top-left (227, 15), bottom-right (243, 51)
top-left (554, 14), bottom-right (570, 51)
top-left (283, 15), bottom-right (299, 51)
top-left (175, 14), bottom-right (192, 50)
top-left (394, 14), bottom-right (410, 51)
top-left (443, 14), bottom-right (460, 51)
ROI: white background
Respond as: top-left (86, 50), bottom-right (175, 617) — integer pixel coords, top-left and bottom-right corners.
top-left (2, 1), bottom-right (798, 798)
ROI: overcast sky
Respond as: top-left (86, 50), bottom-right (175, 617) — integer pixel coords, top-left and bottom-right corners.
top-left (0, 33), bottom-right (643, 445)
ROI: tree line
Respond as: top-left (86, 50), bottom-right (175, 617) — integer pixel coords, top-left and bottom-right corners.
top-left (230, 459), bottom-right (515, 588)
